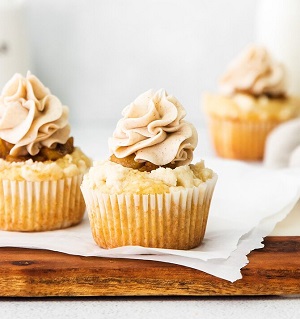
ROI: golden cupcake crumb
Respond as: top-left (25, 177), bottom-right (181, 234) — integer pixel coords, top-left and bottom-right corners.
top-left (82, 159), bottom-right (213, 195)
top-left (0, 148), bottom-right (91, 181)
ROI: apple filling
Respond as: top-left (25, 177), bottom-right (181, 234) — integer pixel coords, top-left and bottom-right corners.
top-left (109, 154), bottom-right (177, 172)
top-left (0, 137), bottom-right (74, 162)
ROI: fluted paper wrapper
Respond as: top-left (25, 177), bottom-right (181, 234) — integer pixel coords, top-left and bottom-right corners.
top-left (0, 174), bottom-right (85, 231)
top-left (81, 174), bottom-right (217, 250)
top-left (208, 116), bottom-right (280, 160)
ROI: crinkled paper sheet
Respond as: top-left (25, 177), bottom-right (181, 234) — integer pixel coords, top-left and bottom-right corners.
top-left (1, 158), bottom-right (299, 282)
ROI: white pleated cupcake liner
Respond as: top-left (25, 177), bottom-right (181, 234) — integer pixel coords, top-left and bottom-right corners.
top-left (0, 174), bottom-right (85, 231)
top-left (81, 173), bottom-right (217, 250)
top-left (208, 116), bottom-right (280, 160)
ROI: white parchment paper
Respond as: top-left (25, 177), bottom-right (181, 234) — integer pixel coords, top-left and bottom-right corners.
top-left (0, 158), bottom-right (299, 282)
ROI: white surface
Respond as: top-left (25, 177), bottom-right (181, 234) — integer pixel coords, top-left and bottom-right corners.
top-left (0, 296), bottom-right (300, 319)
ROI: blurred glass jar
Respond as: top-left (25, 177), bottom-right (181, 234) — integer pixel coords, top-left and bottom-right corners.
top-left (0, 0), bottom-right (30, 89)
top-left (256, 0), bottom-right (300, 96)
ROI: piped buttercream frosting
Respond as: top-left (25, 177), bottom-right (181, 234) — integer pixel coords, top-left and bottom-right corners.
top-left (220, 45), bottom-right (287, 97)
top-left (0, 72), bottom-right (70, 157)
top-left (109, 89), bottom-right (198, 166)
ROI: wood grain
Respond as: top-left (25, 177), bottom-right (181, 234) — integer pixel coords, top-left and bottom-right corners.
top-left (0, 236), bottom-right (300, 297)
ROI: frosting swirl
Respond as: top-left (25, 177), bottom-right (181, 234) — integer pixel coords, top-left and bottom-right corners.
top-left (109, 89), bottom-right (198, 166)
top-left (0, 72), bottom-right (70, 157)
top-left (219, 45), bottom-right (287, 97)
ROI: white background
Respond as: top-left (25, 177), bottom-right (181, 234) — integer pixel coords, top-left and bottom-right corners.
top-left (22, 0), bottom-right (258, 127)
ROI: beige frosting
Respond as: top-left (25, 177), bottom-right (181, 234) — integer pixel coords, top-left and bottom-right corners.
top-left (109, 89), bottom-right (198, 166)
top-left (0, 72), bottom-right (70, 157)
top-left (219, 45), bottom-right (287, 97)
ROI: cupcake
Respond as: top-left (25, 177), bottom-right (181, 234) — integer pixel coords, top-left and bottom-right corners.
top-left (0, 72), bottom-right (91, 231)
top-left (203, 45), bottom-right (300, 160)
top-left (81, 89), bottom-right (217, 250)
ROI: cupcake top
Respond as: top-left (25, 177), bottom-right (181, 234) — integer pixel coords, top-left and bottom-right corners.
top-left (203, 93), bottom-right (300, 121)
top-left (219, 45), bottom-right (287, 97)
top-left (0, 72), bottom-right (92, 177)
top-left (109, 89), bottom-right (198, 168)
top-left (204, 45), bottom-right (300, 121)
top-left (0, 72), bottom-right (70, 158)
top-left (0, 147), bottom-right (90, 181)
top-left (83, 160), bottom-right (213, 194)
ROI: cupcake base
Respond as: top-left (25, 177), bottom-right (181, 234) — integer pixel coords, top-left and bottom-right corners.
top-left (81, 174), bottom-right (217, 250)
top-left (208, 116), bottom-right (280, 160)
top-left (0, 174), bottom-right (85, 231)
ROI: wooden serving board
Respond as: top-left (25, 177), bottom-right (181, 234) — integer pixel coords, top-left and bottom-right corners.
top-left (0, 236), bottom-right (300, 297)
